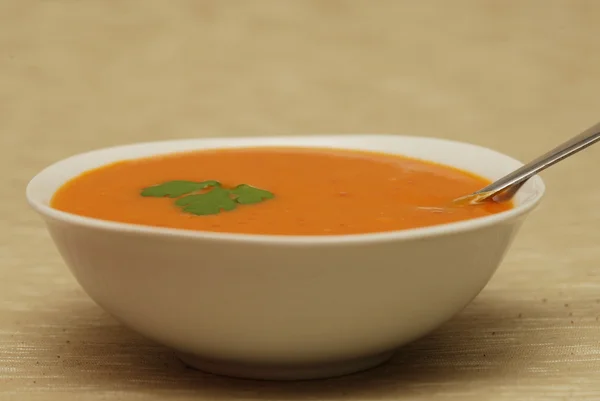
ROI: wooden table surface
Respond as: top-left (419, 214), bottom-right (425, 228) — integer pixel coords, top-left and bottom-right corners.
top-left (2, 1), bottom-right (600, 400)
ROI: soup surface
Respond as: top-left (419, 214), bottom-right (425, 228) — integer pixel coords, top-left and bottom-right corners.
top-left (51, 147), bottom-right (512, 235)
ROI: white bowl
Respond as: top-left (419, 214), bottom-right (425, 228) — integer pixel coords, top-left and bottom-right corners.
top-left (26, 135), bottom-right (545, 380)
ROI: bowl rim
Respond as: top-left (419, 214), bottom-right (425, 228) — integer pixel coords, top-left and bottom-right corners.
top-left (26, 134), bottom-right (546, 246)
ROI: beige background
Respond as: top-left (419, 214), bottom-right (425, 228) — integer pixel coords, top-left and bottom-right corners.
top-left (2, 1), bottom-right (600, 400)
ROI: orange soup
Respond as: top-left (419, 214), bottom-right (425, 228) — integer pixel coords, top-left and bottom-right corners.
top-left (51, 147), bottom-right (512, 235)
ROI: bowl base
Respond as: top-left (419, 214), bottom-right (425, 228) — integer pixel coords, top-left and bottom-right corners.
top-left (175, 350), bottom-right (395, 381)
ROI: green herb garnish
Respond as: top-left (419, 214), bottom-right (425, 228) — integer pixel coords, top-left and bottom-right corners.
top-left (141, 180), bottom-right (274, 215)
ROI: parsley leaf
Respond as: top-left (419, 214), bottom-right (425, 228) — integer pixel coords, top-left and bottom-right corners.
top-left (230, 184), bottom-right (275, 204)
top-left (175, 187), bottom-right (237, 215)
top-left (140, 180), bottom-right (274, 216)
top-left (141, 180), bottom-right (220, 198)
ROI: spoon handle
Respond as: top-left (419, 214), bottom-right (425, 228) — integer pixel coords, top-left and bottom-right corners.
top-left (474, 121), bottom-right (600, 196)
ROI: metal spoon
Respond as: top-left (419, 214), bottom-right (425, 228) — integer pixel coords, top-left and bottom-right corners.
top-left (453, 120), bottom-right (600, 205)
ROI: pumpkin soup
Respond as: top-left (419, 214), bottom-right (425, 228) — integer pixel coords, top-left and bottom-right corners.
top-left (51, 147), bottom-right (512, 235)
